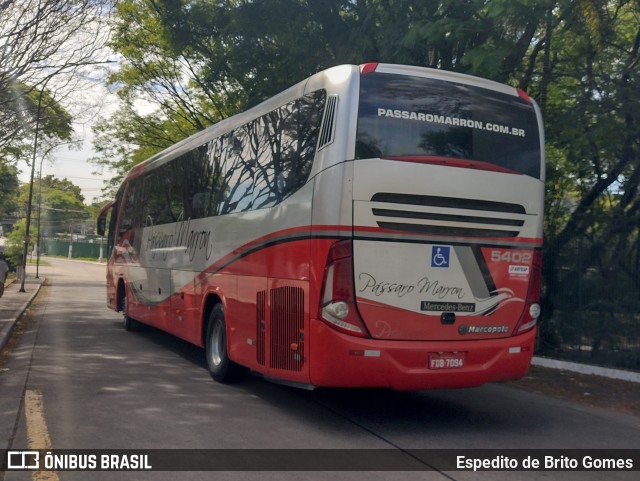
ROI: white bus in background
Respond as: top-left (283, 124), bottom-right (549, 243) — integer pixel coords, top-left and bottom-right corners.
top-left (98, 63), bottom-right (544, 390)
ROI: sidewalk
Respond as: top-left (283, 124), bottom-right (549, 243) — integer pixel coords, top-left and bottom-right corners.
top-left (0, 275), bottom-right (45, 352)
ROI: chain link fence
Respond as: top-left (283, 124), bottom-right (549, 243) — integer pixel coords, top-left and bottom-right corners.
top-left (537, 240), bottom-right (640, 372)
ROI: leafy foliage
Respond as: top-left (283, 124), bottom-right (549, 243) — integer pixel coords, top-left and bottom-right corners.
top-left (0, 0), bottom-right (111, 164)
top-left (92, 0), bottom-right (640, 366)
top-left (17, 177), bottom-right (90, 239)
top-left (4, 218), bottom-right (28, 264)
top-left (0, 164), bottom-right (19, 220)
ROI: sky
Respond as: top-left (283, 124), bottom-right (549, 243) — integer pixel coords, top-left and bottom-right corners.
top-left (16, 83), bottom-right (157, 206)
top-left (18, 123), bottom-right (112, 206)
top-left (18, 134), bottom-right (113, 206)
top-left (11, 9), bottom-right (124, 206)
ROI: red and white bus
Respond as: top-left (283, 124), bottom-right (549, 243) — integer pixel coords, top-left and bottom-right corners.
top-left (98, 63), bottom-right (544, 390)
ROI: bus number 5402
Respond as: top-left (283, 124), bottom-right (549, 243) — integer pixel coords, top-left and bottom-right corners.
top-left (490, 251), bottom-right (532, 264)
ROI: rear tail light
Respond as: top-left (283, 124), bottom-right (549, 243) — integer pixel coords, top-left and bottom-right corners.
top-left (319, 240), bottom-right (370, 337)
top-left (359, 63), bottom-right (379, 75)
top-left (513, 249), bottom-right (542, 334)
top-left (517, 88), bottom-right (533, 104)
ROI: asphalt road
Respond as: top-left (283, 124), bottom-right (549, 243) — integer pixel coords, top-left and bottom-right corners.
top-left (1, 258), bottom-right (639, 481)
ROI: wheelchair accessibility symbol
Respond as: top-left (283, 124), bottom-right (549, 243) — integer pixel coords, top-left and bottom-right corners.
top-left (431, 246), bottom-right (450, 268)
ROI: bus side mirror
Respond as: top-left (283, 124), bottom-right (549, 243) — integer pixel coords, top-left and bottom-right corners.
top-left (97, 216), bottom-right (106, 236)
top-left (97, 200), bottom-right (115, 237)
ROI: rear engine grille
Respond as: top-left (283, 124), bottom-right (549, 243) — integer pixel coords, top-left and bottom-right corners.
top-left (269, 287), bottom-right (305, 372)
top-left (371, 193), bottom-right (526, 238)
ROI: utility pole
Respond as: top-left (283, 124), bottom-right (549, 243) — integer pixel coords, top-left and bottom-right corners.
top-left (19, 81), bottom-right (48, 292)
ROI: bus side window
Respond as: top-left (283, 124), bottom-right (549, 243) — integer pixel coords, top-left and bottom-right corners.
top-left (191, 191), bottom-right (211, 218)
top-left (219, 128), bottom-right (255, 214)
top-left (107, 203), bottom-right (117, 256)
top-left (253, 90), bottom-right (325, 209)
top-left (170, 89), bottom-right (326, 218)
top-left (119, 179), bottom-right (142, 234)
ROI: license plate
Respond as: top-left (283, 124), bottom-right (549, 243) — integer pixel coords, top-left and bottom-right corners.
top-left (428, 352), bottom-right (466, 370)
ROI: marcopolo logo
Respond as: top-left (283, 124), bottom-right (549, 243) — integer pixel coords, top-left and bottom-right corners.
top-left (459, 325), bottom-right (509, 335)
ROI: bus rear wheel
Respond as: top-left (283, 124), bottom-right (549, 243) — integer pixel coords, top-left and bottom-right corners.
top-left (119, 289), bottom-right (138, 332)
top-left (206, 304), bottom-right (244, 383)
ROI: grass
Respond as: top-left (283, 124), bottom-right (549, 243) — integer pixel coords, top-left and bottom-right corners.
top-left (25, 259), bottom-right (50, 266)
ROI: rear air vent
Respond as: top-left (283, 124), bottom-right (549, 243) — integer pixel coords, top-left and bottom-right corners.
top-left (256, 290), bottom-right (266, 366)
top-left (270, 287), bottom-right (305, 372)
top-left (318, 95), bottom-right (338, 150)
top-left (371, 193), bottom-right (526, 238)
top-left (371, 193), bottom-right (526, 214)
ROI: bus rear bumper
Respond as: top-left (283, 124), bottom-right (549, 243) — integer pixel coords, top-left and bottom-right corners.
top-left (308, 319), bottom-right (536, 390)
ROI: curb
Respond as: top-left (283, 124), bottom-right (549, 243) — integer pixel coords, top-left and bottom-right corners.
top-left (0, 279), bottom-right (44, 353)
top-left (532, 356), bottom-right (640, 384)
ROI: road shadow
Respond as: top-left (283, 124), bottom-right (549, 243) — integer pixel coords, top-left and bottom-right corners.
top-left (117, 320), bottom-right (561, 445)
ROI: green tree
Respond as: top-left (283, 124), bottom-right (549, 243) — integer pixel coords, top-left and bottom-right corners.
top-left (522, 0), bottom-right (640, 358)
top-left (40, 175), bottom-right (85, 203)
top-left (0, 82), bottom-right (74, 165)
top-left (0, 164), bottom-right (19, 220)
top-left (5, 218), bottom-right (29, 264)
top-left (94, 0), bottom-right (640, 366)
top-left (18, 177), bottom-right (89, 237)
top-left (0, 0), bottom-right (111, 166)
top-left (94, 0), bottom-right (555, 185)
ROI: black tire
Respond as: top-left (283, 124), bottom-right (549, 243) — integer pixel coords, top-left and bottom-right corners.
top-left (205, 304), bottom-right (245, 383)
top-left (120, 289), bottom-right (138, 332)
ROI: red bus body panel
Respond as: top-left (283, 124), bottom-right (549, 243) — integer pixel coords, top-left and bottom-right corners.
top-left (309, 319), bottom-right (536, 390)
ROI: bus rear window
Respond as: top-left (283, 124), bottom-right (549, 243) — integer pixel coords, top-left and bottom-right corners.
top-left (355, 73), bottom-right (542, 179)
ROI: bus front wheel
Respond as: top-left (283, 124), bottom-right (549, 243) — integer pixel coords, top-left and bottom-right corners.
top-left (206, 304), bottom-right (244, 383)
